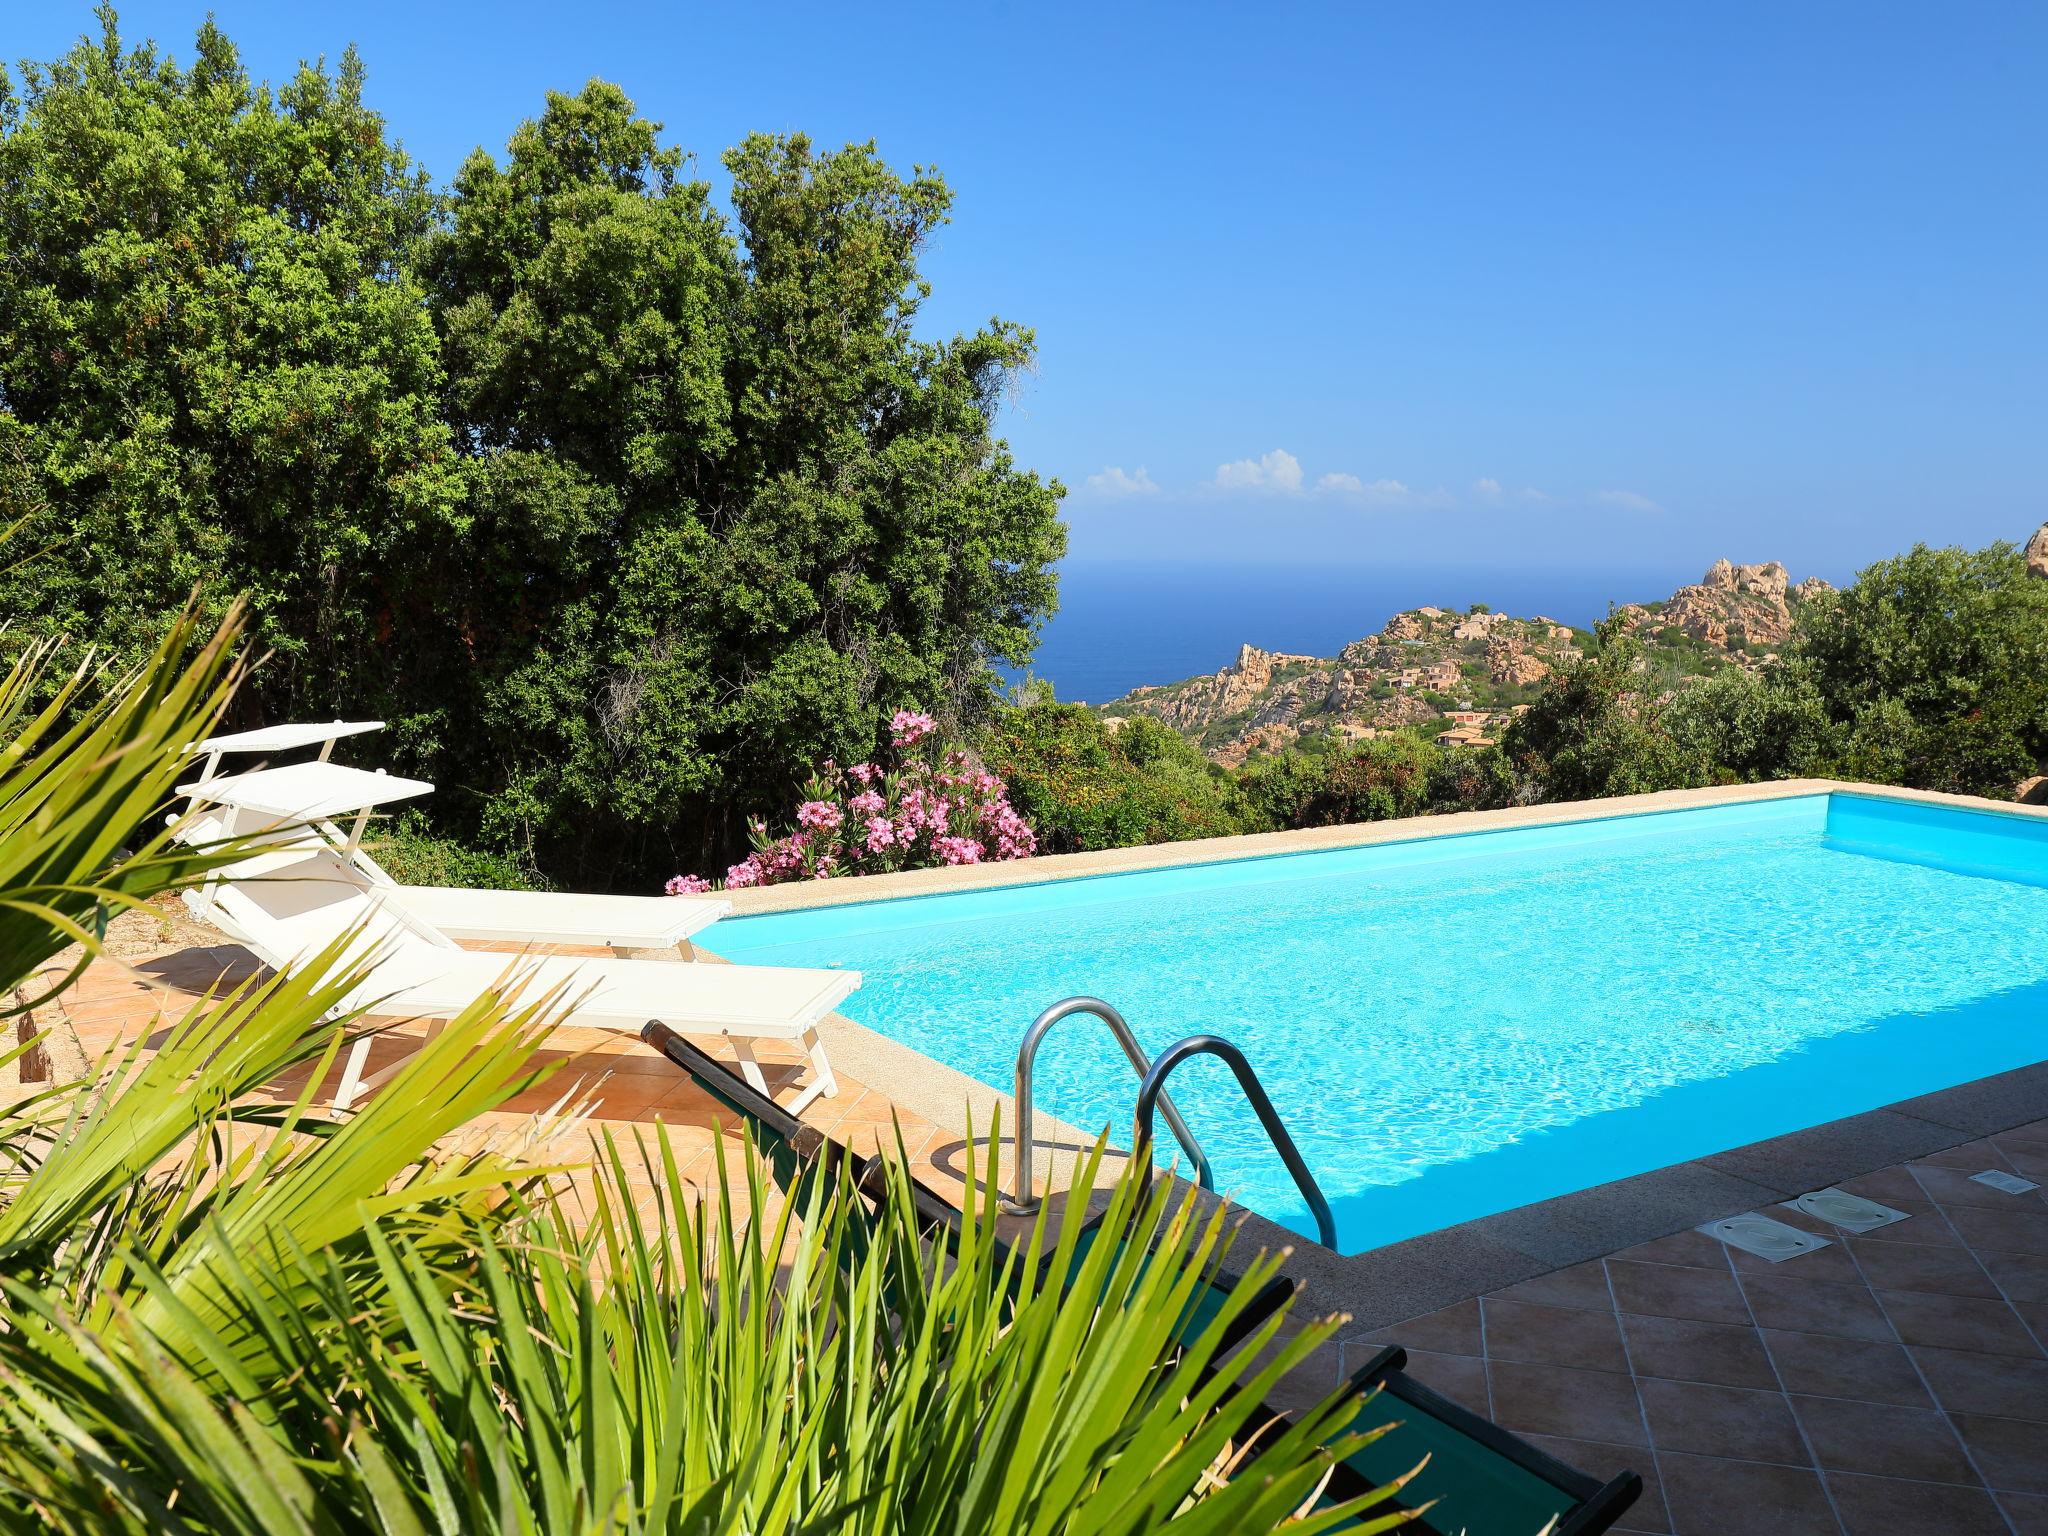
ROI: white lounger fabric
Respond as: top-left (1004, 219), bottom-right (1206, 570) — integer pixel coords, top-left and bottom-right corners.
top-left (175, 777), bottom-right (730, 951)
top-left (371, 885), bottom-right (725, 953)
top-left (187, 843), bottom-right (854, 1111)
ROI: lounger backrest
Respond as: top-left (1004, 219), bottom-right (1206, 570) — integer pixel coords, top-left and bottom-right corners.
top-left (642, 1023), bottom-right (833, 1191)
top-left (191, 841), bottom-right (459, 984)
top-left (1320, 1346), bottom-right (1641, 1535)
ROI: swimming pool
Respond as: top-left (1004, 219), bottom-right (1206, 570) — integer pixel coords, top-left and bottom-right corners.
top-left (701, 792), bottom-right (2048, 1254)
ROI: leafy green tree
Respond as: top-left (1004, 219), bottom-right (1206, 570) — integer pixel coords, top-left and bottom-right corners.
top-left (0, 13), bottom-right (456, 712)
top-left (394, 89), bottom-right (1067, 882)
top-left (1794, 541), bottom-right (2048, 796)
top-left (0, 19), bottom-right (1064, 889)
top-left (1661, 664), bottom-right (1841, 784)
top-left (1501, 618), bottom-right (1704, 800)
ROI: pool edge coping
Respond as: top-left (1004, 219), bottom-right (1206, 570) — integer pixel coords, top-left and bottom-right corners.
top-left (716, 778), bottom-right (2048, 917)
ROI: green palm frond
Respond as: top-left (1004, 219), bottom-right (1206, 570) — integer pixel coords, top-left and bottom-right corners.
top-left (0, 599), bottom-right (1412, 1534)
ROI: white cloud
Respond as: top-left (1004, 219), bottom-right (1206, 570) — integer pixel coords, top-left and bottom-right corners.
top-left (1472, 476), bottom-right (1505, 504)
top-left (1212, 448), bottom-right (1304, 494)
top-left (1322, 476), bottom-right (1454, 509)
top-left (1519, 486), bottom-right (1554, 504)
top-left (1084, 465), bottom-right (1160, 499)
top-left (1595, 488), bottom-right (1663, 514)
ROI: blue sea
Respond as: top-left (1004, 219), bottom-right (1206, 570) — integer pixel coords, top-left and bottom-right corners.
top-left (1019, 561), bottom-right (1704, 703)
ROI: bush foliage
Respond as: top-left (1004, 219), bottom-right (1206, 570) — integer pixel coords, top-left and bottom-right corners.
top-left (0, 14), bottom-right (1063, 890)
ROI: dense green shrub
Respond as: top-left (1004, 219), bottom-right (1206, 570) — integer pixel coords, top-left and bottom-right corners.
top-left (1501, 619), bottom-right (1706, 800)
top-left (0, 17), bottom-right (1063, 891)
top-left (976, 705), bottom-right (1255, 852)
top-left (368, 811), bottom-right (545, 891)
top-left (1794, 541), bottom-right (2048, 796)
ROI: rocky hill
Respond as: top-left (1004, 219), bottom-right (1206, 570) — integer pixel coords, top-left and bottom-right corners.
top-left (1100, 560), bottom-right (1829, 765)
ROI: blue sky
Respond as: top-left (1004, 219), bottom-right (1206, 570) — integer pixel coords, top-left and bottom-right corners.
top-left (15, 3), bottom-right (2046, 583)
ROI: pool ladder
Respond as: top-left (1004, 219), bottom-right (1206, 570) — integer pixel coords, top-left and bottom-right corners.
top-left (1000, 996), bottom-right (1339, 1249)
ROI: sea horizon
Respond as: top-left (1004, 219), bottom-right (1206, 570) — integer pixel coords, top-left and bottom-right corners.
top-left (1019, 558), bottom-right (1834, 705)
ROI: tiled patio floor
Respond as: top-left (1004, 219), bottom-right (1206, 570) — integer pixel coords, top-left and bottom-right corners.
top-left (35, 935), bottom-right (976, 1228)
top-left (32, 924), bottom-right (2048, 1534)
top-left (1356, 1137), bottom-right (2048, 1534)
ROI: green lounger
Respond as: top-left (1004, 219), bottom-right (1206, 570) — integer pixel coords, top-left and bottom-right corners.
top-left (1309, 1344), bottom-right (1641, 1535)
top-left (643, 1021), bottom-right (1292, 1357)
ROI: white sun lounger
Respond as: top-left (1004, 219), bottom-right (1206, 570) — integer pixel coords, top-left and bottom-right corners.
top-left (187, 719), bottom-right (387, 784)
top-left (177, 759), bottom-right (731, 955)
top-left (185, 839), bottom-right (855, 1112)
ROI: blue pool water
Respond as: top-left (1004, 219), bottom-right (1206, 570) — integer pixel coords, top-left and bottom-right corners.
top-left (701, 794), bottom-right (2048, 1254)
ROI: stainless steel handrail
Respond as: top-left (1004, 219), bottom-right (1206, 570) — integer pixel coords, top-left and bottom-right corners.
top-left (1132, 1033), bottom-right (1338, 1249)
top-left (1000, 995), bottom-right (1214, 1215)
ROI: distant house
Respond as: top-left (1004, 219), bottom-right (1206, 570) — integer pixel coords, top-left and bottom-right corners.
top-left (1434, 723), bottom-right (1492, 749)
top-left (1445, 709), bottom-right (1488, 725)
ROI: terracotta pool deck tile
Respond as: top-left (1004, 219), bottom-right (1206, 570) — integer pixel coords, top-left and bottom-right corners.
top-left (1610, 1228), bottom-right (1728, 1270)
top-left (1736, 1271), bottom-right (1897, 1343)
top-left (1838, 1198), bottom-right (1968, 1250)
top-left (1788, 1392), bottom-right (1982, 1485)
top-left (1486, 1257), bottom-right (1615, 1311)
top-left (2001, 1490), bottom-right (2048, 1533)
top-left (1761, 1330), bottom-right (1933, 1409)
top-left (1912, 1161), bottom-right (2046, 1209)
top-left (1479, 1296), bottom-right (1630, 1373)
top-left (1394, 1348), bottom-right (1488, 1413)
top-left (1844, 1236), bottom-right (2004, 1298)
top-left (1916, 1137), bottom-right (2029, 1171)
top-left (1653, 1451), bottom-right (1838, 1536)
top-left (1909, 1344), bottom-right (2048, 1422)
top-left (1825, 1472), bottom-right (2013, 1536)
top-left (1621, 1313), bottom-right (1778, 1391)
top-left (1486, 1358), bottom-right (1651, 1447)
top-left (1638, 1377), bottom-right (1809, 1465)
top-left (1877, 1289), bottom-right (2045, 1358)
top-left (1835, 1164), bottom-right (1929, 1206)
top-left (1950, 1412), bottom-right (2048, 1495)
top-left (1945, 1205), bottom-right (2048, 1258)
top-left (1607, 1259), bottom-right (1752, 1326)
top-left (1514, 1435), bottom-right (1669, 1532)
top-left (1359, 1297), bottom-right (1482, 1356)
top-left (1974, 1247), bottom-right (2048, 1303)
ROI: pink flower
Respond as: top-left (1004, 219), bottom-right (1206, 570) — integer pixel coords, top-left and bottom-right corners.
top-left (936, 835), bottom-right (984, 866)
top-left (725, 856), bottom-right (764, 889)
top-left (796, 800), bottom-right (843, 832)
top-left (848, 762), bottom-right (881, 786)
top-left (849, 789), bottom-right (885, 816)
top-left (891, 709), bottom-right (937, 747)
top-left (864, 815), bottom-right (895, 852)
top-left (666, 874), bottom-right (713, 896)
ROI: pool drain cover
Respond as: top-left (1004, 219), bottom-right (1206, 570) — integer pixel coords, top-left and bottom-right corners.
top-left (1787, 1187), bottom-right (1909, 1232)
top-left (1697, 1213), bottom-right (1831, 1262)
top-left (1971, 1169), bottom-right (2041, 1195)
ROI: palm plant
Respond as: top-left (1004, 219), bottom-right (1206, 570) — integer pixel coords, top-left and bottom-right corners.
top-left (0, 612), bottom-right (1409, 1533)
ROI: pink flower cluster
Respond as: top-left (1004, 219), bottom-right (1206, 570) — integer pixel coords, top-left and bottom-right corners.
top-left (665, 708), bottom-right (1038, 892)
